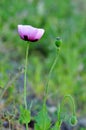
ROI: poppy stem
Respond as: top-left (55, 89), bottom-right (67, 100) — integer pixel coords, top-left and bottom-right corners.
top-left (24, 43), bottom-right (29, 110)
top-left (44, 49), bottom-right (60, 104)
top-left (24, 43), bottom-right (29, 130)
top-left (60, 95), bottom-right (76, 116)
top-left (57, 95), bottom-right (76, 128)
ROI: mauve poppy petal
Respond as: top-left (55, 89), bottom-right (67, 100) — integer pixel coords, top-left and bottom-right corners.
top-left (25, 26), bottom-right (38, 41)
top-left (18, 25), bottom-right (37, 41)
top-left (18, 25), bottom-right (45, 42)
top-left (18, 25), bottom-right (24, 39)
top-left (35, 29), bottom-right (45, 40)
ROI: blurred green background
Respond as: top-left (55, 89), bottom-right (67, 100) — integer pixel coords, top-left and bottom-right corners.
top-left (0, 0), bottom-right (86, 119)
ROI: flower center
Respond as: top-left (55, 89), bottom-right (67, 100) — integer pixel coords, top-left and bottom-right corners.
top-left (24, 35), bottom-right (38, 42)
top-left (24, 35), bottom-right (28, 41)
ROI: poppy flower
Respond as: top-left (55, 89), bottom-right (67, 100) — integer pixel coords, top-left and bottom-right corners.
top-left (18, 25), bottom-right (45, 42)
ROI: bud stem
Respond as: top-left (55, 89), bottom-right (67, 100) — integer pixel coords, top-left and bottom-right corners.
top-left (61, 95), bottom-right (76, 116)
top-left (57, 95), bottom-right (76, 127)
top-left (44, 49), bottom-right (60, 104)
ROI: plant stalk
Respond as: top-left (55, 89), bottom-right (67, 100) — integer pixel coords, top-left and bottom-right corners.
top-left (24, 43), bottom-right (29, 130)
top-left (57, 95), bottom-right (76, 128)
top-left (44, 49), bottom-right (60, 104)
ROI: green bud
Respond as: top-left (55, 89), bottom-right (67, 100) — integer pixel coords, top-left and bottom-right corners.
top-left (70, 115), bottom-right (77, 126)
top-left (55, 37), bottom-right (62, 48)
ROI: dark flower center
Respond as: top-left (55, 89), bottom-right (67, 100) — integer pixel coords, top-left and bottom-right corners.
top-left (24, 35), bottom-right (28, 41)
top-left (24, 35), bottom-right (38, 42)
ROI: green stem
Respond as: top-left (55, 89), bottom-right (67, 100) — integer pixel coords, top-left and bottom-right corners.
top-left (24, 43), bottom-right (29, 110)
top-left (61, 95), bottom-right (76, 115)
top-left (44, 49), bottom-right (60, 104)
top-left (26, 123), bottom-right (28, 130)
top-left (24, 43), bottom-right (29, 130)
top-left (57, 95), bottom-right (76, 128)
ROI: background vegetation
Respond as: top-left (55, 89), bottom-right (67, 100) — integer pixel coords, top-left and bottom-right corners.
top-left (0, 0), bottom-right (86, 124)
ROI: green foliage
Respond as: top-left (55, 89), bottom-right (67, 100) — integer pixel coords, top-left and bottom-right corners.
top-left (34, 104), bottom-right (51, 130)
top-left (51, 123), bottom-right (61, 130)
top-left (80, 128), bottom-right (86, 130)
top-left (19, 106), bottom-right (31, 124)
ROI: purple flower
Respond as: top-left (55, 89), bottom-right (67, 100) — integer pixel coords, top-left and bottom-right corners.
top-left (18, 25), bottom-right (45, 42)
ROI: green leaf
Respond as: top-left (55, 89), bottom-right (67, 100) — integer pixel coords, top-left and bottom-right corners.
top-left (19, 106), bottom-right (31, 124)
top-left (35, 104), bottom-right (51, 130)
top-left (34, 123), bottom-right (41, 130)
top-left (51, 121), bottom-right (62, 130)
top-left (51, 125), bottom-right (58, 130)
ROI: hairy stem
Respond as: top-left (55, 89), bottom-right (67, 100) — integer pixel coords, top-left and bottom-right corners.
top-left (57, 95), bottom-right (76, 128)
top-left (24, 43), bottom-right (29, 130)
top-left (44, 50), bottom-right (60, 104)
top-left (24, 43), bottom-right (29, 110)
top-left (61, 95), bottom-right (76, 115)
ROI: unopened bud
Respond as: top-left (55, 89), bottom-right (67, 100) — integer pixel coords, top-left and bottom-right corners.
top-left (55, 37), bottom-right (62, 49)
top-left (70, 115), bottom-right (77, 126)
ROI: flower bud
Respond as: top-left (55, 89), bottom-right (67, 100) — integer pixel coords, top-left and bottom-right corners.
top-left (55, 37), bottom-right (62, 49)
top-left (70, 115), bottom-right (77, 126)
